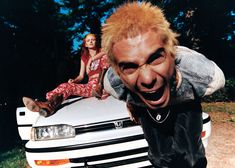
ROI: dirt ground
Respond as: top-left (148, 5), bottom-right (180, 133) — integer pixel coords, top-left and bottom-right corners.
top-left (206, 112), bottom-right (235, 168)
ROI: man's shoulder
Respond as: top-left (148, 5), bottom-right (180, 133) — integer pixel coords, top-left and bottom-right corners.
top-left (175, 46), bottom-right (205, 62)
top-left (175, 46), bottom-right (213, 71)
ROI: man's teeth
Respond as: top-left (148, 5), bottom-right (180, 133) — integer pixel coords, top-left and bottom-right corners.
top-left (141, 86), bottom-right (164, 101)
top-left (147, 90), bottom-right (156, 94)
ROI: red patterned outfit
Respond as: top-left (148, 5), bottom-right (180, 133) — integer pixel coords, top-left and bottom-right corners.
top-left (46, 52), bottom-right (110, 101)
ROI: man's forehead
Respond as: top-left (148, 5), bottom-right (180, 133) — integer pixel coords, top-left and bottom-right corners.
top-left (125, 34), bottom-right (144, 47)
top-left (113, 30), bottom-right (163, 56)
top-left (113, 36), bottom-right (142, 52)
top-left (115, 30), bottom-right (161, 46)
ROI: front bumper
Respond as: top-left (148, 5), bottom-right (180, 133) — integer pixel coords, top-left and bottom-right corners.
top-left (25, 126), bottom-right (152, 168)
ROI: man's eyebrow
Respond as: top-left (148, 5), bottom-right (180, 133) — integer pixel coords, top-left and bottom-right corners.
top-left (118, 62), bottom-right (137, 68)
top-left (118, 48), bottom-right (165, 67)
top-left (147, 47), bottom-right (165, 63)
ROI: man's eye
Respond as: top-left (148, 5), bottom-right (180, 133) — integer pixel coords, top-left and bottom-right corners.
top-left (148, 48), bottom-right (166, 65)
top-left (150, 54), bottom-right (165, 65)
top-left (122, 67), bottom-right (137, 74)
top-left (119, 63), bottom-right (138, 74)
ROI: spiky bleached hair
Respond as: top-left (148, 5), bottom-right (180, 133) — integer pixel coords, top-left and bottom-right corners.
top-left (101, 1), bottom-right (179, 64)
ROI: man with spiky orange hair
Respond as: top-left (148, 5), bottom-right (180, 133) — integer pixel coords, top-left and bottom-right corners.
top-left (102, 2), bottom-right (225, 167)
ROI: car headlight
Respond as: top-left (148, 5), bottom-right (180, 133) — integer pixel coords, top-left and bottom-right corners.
top-left (31, 124), bottom-right (75, 141)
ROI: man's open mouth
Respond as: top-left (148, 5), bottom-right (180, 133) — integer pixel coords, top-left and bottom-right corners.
top-left (140, 86), bottom-right (165, 101)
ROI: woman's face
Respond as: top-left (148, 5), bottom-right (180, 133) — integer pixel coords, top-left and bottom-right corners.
top-left (85, 34), bottom-right (96, 49)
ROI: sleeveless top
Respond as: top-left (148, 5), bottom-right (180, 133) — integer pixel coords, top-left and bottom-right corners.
top-left (81, 49), bottom-right (103, 77)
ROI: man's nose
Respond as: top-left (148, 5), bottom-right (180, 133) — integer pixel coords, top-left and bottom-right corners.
top-left (139, 65), bottom-right (156, 89)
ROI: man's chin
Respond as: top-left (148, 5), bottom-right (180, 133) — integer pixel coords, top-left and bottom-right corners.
top-left (144, 100), bottom-right (168, 110)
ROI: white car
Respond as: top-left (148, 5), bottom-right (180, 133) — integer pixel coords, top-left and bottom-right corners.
top-left (17, 96), bottom-right (211, 168)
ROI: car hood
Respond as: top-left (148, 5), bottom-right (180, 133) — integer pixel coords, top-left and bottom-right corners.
top-left (34, 96), bottom-right (129, 127)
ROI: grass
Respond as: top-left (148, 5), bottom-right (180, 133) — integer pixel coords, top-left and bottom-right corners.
top-left (0, 145), bottom-right (27, 168)
top-left (202, 102), bottom-right (235, 115)
top-left (202, 102), bottom-right (235, 123)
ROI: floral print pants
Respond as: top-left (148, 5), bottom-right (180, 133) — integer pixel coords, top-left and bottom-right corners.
top-left (46, 77), bottom-right (109, 101)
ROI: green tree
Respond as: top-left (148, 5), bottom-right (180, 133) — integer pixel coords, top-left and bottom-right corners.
top-left (0, 0), bottom-right (71, 102)
top-left (56, 0), bottom-right (116, 53)
top-left (149, 0), bottom-right (235, 77)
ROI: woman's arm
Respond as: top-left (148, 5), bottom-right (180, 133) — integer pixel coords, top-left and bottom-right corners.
top-left (92, 51), bottom-right (106, 61)
top-left (68, 60), bottom-right (86, 84)
top-left (85, 57), bottom-right (92, 75)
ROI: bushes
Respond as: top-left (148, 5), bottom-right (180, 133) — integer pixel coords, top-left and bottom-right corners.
top-left (202, 78), bottom-right (235, 102)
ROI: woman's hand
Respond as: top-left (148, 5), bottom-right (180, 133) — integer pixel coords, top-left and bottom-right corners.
top-left (68, 79), bottom-right (75, 84)
top-left (68, 78), bottom-right (80, 84)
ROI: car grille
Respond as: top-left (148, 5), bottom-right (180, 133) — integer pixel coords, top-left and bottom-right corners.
top-left (70, 118), bottom-right (152, 168)
top-left (74, 118), bottom-right (136, 134)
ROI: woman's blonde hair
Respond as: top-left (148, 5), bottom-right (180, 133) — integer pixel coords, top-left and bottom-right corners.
top-left (102, 2), bottom-right (179, 64)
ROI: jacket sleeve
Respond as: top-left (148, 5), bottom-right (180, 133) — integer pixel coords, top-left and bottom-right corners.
top-left (204, 61), bottom-right (225, 96)
top-left (175, 46), bottom-right (225, 98)
top-left (103, 67), bottom-right (128, 100)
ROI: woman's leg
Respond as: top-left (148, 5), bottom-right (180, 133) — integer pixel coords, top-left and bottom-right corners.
top-left (22, 94), bottom-right (63, 117)
top-left (23, 78), bottom-right (100, 117)
top-left (46, 82), bottom-right (77, 101)
top-left (46, 78), bottom-right (100, 100)
top-left (71, 78), bottom-right (99, 97)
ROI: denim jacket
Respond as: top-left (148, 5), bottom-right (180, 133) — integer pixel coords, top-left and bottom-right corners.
top-left (103, 46), bottom-right (225, 107)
